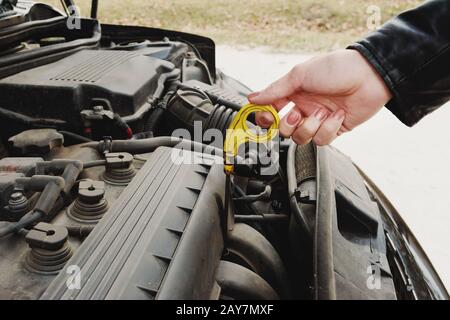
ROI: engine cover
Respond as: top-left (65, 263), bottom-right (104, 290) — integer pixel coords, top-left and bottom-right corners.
top-left (41, 147), bottom-right (225, 300)
top-left (0, 49), bottom-right (175, 123)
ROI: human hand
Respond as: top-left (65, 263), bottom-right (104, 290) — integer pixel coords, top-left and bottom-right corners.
top-left (248, 49), bottom-right (393, 145)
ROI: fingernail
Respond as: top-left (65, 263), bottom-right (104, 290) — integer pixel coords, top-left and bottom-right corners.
top-left (313, 108), bottom-right (327, 121)
top-left (286, 111), bottom-right (300, 126)
top-left (248, 92), bottom-right (260, 100)
top-left (332, 109), bottom-right (345, 120)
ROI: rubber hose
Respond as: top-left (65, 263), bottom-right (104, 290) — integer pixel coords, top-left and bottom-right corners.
top-left (83, 136), bottom-right (223, 157)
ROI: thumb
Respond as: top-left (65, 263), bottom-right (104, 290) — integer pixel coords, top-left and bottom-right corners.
top-left (248, 65), bottom-right (304, 104)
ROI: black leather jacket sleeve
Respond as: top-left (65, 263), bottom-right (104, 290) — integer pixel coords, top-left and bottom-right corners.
top-left (348, 0), bottom-right (450, 126)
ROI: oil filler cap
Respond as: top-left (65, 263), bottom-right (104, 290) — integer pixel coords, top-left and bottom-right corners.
top-left (9, 129), bottom-right (64, 155)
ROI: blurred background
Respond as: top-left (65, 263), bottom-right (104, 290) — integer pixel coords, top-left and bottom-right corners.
top-left (42, 0), bottom-right (450, 290)
top-left (43, 0), bottom-right (421, 52)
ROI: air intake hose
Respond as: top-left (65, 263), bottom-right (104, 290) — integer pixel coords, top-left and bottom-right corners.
top-left (166, 87), bottom-right (238, 135)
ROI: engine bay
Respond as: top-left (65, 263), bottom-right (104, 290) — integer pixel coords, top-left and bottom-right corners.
top-left (0, 1), bottom-right (446, 301)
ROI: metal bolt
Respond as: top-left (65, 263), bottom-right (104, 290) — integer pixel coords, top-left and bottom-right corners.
top-left (186, 51), bottom-right (196, 59)
top-left (93, 105), bottom-right (104, 113)
top-left (10, 192), bottom-right (24, 201)
top-left (9, 191), bottom-right (28, 214)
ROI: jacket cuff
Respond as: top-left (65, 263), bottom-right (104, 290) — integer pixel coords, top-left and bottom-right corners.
top-left (347, 43), bottom-right (422, 126)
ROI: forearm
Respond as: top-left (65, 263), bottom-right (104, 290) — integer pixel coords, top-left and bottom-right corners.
top-left (348, 0), bottom-right (450, 126)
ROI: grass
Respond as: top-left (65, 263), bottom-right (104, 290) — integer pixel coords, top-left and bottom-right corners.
top-left (41, 0), bottom-right (422, 52)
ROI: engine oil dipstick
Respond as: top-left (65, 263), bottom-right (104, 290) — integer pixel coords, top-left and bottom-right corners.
top-left (223, 103), bottom-right (280, 175)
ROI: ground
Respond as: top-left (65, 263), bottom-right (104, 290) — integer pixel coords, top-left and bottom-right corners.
top-left (42, 0), bottom-right (421, 52)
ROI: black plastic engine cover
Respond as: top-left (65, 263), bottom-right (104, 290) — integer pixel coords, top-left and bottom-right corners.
top-left (41, 147), bottom-right (225, 300)
top-left (0, 49), bottom-right (175, 124)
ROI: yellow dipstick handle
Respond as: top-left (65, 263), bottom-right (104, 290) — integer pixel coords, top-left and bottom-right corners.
top-left (224, 103), bottom-right (280, 175)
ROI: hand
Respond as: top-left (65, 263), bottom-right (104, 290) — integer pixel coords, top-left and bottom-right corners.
top-left (248, 49), bottom-right (393, 145)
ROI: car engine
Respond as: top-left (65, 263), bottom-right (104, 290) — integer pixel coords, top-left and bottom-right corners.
top-left (0, 1), bottom-right (447, 300)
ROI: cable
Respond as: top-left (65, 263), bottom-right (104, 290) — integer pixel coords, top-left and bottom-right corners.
top-left (233, 185), bottom-right (272, 203)
top-left (82, 160), bottom-right (106, 169)
top-left (0, 107), bottom-right (66, 128)
top-left (0, 161), bottom-right (83, 238)
top-left (233, 184), bottom-right (261, 216)
top-left (83, 136), bottom-right (224, 158)
top-left (235, 214), bottom-right (288, 223)
top-left (0, 210), bottom-right (41, 237)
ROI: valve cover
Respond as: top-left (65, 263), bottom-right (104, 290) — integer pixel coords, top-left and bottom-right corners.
top-left (41, 147), bottom-right (225, 300)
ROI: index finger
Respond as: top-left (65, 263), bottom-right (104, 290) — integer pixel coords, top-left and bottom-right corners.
top-left (249, 65), bottom-right (304, 105)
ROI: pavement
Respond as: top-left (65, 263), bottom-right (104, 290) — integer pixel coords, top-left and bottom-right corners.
top-left (216, 45), bottom-right (450, 291)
